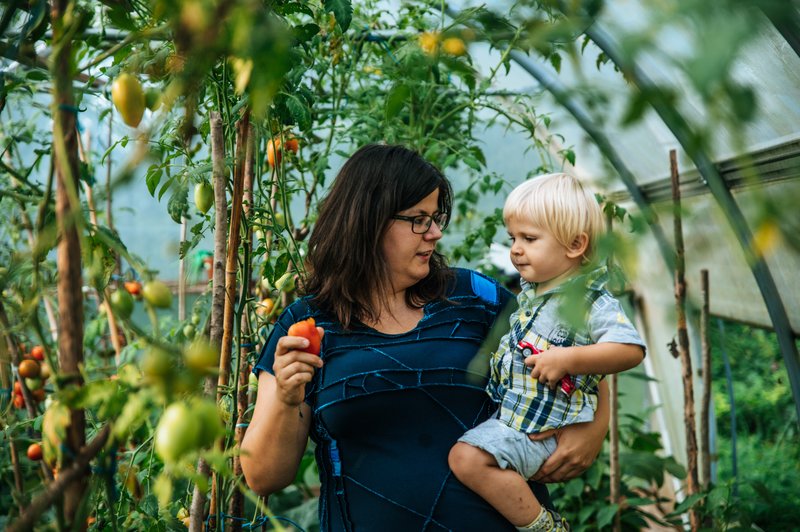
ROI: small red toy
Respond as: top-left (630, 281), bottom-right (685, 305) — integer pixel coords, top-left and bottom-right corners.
top-left (517, 340), bottom-right (576, 395)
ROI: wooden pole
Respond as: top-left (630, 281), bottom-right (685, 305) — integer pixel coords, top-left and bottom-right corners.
top-left (189, 112), bottom-right (227, 532)
top-left (670, 149), bottom-right (699, 531)
top-left (210, 110), bottom-right (249, 529)
top-left (700, 269), bottom-right (712, 488)
top-left (228, 124), bottom-right (256, 530)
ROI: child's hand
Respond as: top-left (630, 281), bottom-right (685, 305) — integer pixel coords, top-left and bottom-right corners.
top-left (526, 346), bottom-right (571, 389)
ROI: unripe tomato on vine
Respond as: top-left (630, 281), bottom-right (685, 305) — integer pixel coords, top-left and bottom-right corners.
top-left (111, 73), bottom-right (145, 128)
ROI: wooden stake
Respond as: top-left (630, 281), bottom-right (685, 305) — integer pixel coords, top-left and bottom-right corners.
top-left (228, 125), bottom-right (256, 530)
top-left (189, 112), bottom-right (227, 532)
top-left (700, 269), bottom-right (712, 488)
top-left (670, 149), bottom-right (699, 531)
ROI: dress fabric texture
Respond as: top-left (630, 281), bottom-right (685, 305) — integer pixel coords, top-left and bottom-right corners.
top-left (254, 268), bottom-right (551, 531)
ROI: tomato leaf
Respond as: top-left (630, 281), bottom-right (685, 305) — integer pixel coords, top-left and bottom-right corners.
top-left (324, 0), bottom-right (352, 32)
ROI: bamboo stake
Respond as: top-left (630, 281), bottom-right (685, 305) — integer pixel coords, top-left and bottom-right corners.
top-left (189, 112), bottom-right (227, 532)
top-left (210, 111), bottom-right (249, 529)
top-left (218, 113), bottom-right (250, 400)
top-left (77, 130), bottom-right (123, 363)
top-left (179, 216), bottom-right (187, 321)
top-left (700, 269), bottom-right (712, 489)
top-left (228, 124), bottom-right (256, 530)
top-left (604, 209), bottom-right (622, 532)
top-left (670, 149), bottom-right (699, 531)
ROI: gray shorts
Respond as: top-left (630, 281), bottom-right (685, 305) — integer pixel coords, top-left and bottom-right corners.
top-left (457, 418), bottom-right (557, 479)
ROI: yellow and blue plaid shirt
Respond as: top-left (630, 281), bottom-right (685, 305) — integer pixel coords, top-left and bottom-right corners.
top-left (487, 268), bottom-right (645, 433)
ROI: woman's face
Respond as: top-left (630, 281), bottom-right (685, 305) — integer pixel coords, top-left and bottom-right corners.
top-left (381, 189), bottom-right (444, 293)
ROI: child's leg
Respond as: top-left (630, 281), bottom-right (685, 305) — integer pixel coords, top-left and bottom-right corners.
top-left (449, 441), bottom-right (541, 526)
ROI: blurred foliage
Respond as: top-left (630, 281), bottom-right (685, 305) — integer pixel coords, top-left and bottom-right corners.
top-left (704, 319), bottom-right (800, 530)
top-left (1, 0), bottom-right (798, 529)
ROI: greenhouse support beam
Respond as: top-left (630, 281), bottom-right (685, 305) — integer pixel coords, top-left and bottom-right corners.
top-left (583, 22), bottom-right (800, 426)
top-left (760, 5), bottom-right (800, 58)
top-left (441, 6), bottom-right (675, 273)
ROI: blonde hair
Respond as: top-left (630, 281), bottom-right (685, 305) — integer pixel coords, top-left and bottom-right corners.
top-left (503, 173), bottom-right (604, 261)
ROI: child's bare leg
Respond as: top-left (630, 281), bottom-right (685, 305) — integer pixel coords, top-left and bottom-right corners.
top-left (449, 442), bottom-right (540, 526)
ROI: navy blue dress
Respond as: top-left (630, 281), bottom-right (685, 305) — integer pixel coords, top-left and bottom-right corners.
top-left (254, 268), bottom-right (551, 531)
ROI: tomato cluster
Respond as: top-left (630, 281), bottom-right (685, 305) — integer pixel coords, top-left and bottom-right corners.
top-left (11, 345), bottom-right (50, 409)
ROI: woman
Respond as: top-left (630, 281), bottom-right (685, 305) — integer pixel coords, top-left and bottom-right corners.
top-left (241, 144), bottom-right (609, 530)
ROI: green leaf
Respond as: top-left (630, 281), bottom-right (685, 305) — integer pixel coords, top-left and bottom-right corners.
top-left (146, 165), bottom-right (162, 197)
top-left (286, 94), bottom-right (312, 131)
top-left (324, 0), bottom-right (352, 32)
top-left (167, 184), bottom-right (189, 224)
top-left (596, 504), bottom-right (619, 528)
top-left (293, 23), bottom-right (320, 43)
top-left (386, 84), bottom-right (411, 120)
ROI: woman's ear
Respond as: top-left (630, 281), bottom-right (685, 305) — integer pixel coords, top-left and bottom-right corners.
top-left (565, 232), bottom-right (589, 259)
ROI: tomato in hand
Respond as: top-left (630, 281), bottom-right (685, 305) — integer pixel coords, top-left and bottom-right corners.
top-left (286, 318), bottom-right (321, 355)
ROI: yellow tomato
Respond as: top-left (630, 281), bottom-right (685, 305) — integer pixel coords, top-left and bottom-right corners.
top-left (111, 73), bottom-right (145, 128)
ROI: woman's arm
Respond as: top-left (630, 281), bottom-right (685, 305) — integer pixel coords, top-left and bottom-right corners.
top-left (529, 379), bottom-right (610, 483)
top-left (240, 334), bottom-right (323, 495)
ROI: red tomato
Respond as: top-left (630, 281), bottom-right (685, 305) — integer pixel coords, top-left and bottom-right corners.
top-left (124, 281), bottom-right (142, 296)
top-left (31, 345), bottom-right (45, 361)
top-left (286, 318), bottom-right (321, 355)
top-left (27, 443), bottom-right (43, 461)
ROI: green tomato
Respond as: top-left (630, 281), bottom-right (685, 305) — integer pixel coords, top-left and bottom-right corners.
top-left (274, 271), bottom-right (295, 293)
top-left (142, 280), bottom-right (173, 309)
top-left (183, 324), bottom-right (196, 339)
top-left (191, 397), bottom-right (224, 447)
top-left (141, 348), bottom-right (172, 379)
top-left (145, 87), bottom-right (161, 111)
top-left (194, 182), bottom-right (214, 214)
top-left (109, 289), bottom-right (134, 319)
top-left (154, 401), bottom-right (202, 464)
top-left (25, 377), bottom-right (43, 391)
top-left (183, 339), bottom-right (218, 372)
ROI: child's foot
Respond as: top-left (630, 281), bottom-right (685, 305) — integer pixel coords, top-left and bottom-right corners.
top-left (516, 508), bottom-right (570, 531)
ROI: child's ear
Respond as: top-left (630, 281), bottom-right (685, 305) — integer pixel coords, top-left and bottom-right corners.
top-left (565, 233), bottom-right (589, 259)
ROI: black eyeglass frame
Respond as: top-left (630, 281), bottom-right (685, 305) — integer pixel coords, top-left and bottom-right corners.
top-left (391, 212), bottom-right (449, 234)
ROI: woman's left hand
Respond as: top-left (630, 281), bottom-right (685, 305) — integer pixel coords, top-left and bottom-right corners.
top-left (529, 379), bottom-right (610, 482)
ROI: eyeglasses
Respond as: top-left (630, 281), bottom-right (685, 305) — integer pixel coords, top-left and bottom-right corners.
top-left (391, 212), bottom-right (449, 234)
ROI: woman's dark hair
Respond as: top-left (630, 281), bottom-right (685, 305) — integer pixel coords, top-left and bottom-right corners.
top-left (304, 143), bottom-right (453, 329)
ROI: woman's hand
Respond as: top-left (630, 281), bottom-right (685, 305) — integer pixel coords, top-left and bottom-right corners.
top-left (272, 328), bottom-right (324, 407)
top-left (529, 379), bottom-right (610, 483)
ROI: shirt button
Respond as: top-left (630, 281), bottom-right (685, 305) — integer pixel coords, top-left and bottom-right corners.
top-left (502, 379), bottom-right (509, 385)
top-left (525, 311), bottom-right (532, 317)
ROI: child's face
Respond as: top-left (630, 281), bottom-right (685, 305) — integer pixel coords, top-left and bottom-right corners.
top-left (506, 217), bottom-right (584, 292)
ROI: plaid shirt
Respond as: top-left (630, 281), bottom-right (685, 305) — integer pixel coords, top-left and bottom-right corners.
top-left (487, 267), bottom-right (645, 432)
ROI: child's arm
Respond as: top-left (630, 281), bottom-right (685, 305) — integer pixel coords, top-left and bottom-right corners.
top-left (527, 342), bottom-right (644, 388)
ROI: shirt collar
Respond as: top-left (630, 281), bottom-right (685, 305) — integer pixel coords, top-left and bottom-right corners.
top-left (518, 265), bottom-right (609, 303)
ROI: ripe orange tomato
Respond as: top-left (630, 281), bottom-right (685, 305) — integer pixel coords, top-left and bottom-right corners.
top-left (27, 443), bottom-right (43, 461)
top-left (30, 345), bottom-right (45, 361)
top-left (266, 137), bottom-right (299, 167)
top-left (18, 359), bottom-right (41, 379)
top-left (286, 318), bottom-right (321, 355)
top-left (124, 281), bottom-right (142, 296)
top-left (13, 394), bottom-right (25, 409)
